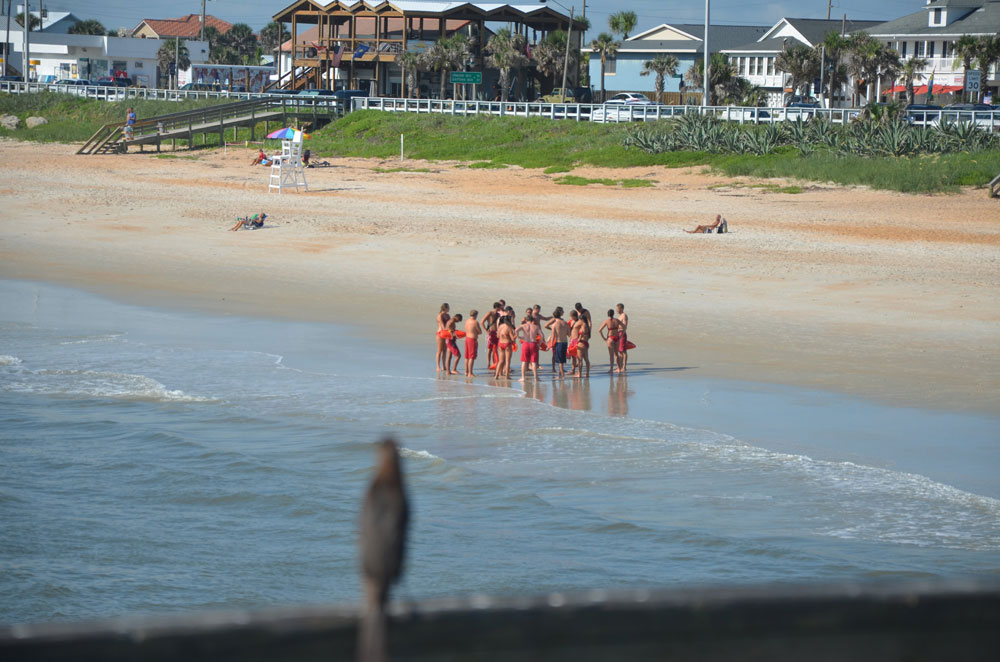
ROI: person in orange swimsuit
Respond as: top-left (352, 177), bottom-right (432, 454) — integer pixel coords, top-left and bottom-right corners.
top-left (436, 303), bottom-right (450, 373)
top-left (598, 309), bottom-right (621, 375)
top-left (482, 302), bottom-right (502, 370)
top-left (568, 310), bottom-right (591, 378)
top-left (616, 303), bottom-right (629, 373)
top-left (494, 318), bottom-right (516, 379)
top-left (445, 313), bottom-right (462, 375)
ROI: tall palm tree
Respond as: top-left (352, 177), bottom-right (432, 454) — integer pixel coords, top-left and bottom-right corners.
top-left (951, 34), bottom-right (980, 102)
top-left (68, 19), bottom-right (107, 35)
top-left (258, 21), bottom-right (290, 54)
top-left (225, 23), bottom-right (259, 61)
top-left (974, 35), bottom-right (1000, 102)
top-left (875, 47), bottom-right (902, 100)
top-left (608, 11), bottom-right (637, 40)
top-left (15, 13), bottom-right (41, 30)
top-left (446, 33), bottom-right (474, 99)
top-left (486, 28), bottom-right (528, 102)
top-left (396, 51), bottom-right (421, 99)
top-left (590, 32), bottom-right (619, 102)
top-left (157, 39), bottom-right (190, 89)
top-left (420, 34), bottom-right (470, 100)
top-left (818, 30), bottom-right (850, 106)
top-left (775, 44), bottom-right (820, 102)
top-left (846, 32), bottom-right (884, 104)
top-left (532, 30), bottom-right (567, 89)
top-left (686, 53), bottom-right (737, 105)
top-left (640, 54), bottom-right (678, 103)
top-left (899, 57), bottom-right (928, 105)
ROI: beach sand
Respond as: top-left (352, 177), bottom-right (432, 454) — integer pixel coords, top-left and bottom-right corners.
top-left (1, 139), bottom-right (998, 412)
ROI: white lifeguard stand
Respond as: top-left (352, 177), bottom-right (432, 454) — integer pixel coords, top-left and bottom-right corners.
top-left (268, 132), bottom-right (309, 194)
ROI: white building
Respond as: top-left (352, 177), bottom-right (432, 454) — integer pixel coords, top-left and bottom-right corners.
top-left (868, 0), bottom-right (1000, 99)
top-left (2, 29), bottom-right (209, 85)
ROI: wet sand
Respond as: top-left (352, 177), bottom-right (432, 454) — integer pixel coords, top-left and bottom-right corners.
top-left (0, 139), bottom-right (997, 412)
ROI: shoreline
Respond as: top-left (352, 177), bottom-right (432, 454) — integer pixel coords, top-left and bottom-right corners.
top-left (0, 140), bottom-right (998, 414)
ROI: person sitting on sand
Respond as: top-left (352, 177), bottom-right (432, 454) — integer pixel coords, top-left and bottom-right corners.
top-left (229, 212), bottom-right (267, 231)
top-left (302, 149), bottom-right (331, 168)
top-left (251, 149), bottom-right (271, 166)
top-left (685, 214), bottom-right (726, 234)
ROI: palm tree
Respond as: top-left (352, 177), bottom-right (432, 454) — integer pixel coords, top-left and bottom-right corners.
top-left (899, 57), bottom-right (928, 105)
top-left (726, 78), bottom-right (765, 106)
top-left (486, 28), bottom-right (528, 102)
top-left (608, 11), bottom-right (637, 40)
top-left (396, 51), bottom-right (421, 99)
top-left (875, 47), bottom-right (902, 100)
top-left (817, 30), bottom-right (850, 106)
top-left (15, 13), bottom-right (41, 30)
top-left (974, 35), bottom-right (1000, 102)
top-left (446, 33), bottom-right (474, 99)
top-left (258, 21), bottom-right (290, 54)
top-left (420, 34), bottom-right (470, 100)
top-left (225, 23), bottom-right (259, 61)
top-left (531, 31), bottom-right (567, 89)
top-left (775, 44), bottom-right (820, 103)
top-left (640, 54), bottom-right (678, 103)
top-left (686, 53), bottom-right (738, 105)
top-left (846, 32), bottom-right (886, 104)
top-left (590, 32), bottom-right (619, 102)
top-left (950, 35), bottom-right (979, 102)
top-left (68, 19), bottom-right (107, 36)
top-left (157, 39), bottom-right (190, 89)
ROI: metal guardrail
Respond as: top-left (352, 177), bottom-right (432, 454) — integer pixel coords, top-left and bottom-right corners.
top-left (356, 96), bottom-right (1000, 131)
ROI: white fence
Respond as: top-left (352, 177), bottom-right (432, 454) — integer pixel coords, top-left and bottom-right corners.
top-left (354, 96), bottom-right (1000, 131)
top-left (0, 80), bottom-right (281, 103)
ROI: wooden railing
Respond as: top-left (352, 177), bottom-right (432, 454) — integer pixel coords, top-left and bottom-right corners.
top-left (990, 172), bottom-right (1000, 198)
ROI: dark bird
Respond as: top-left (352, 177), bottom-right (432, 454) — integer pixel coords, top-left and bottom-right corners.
top-left (358, 437), bottom-right (409, 662)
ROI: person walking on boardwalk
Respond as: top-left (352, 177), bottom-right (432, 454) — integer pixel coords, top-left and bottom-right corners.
top-left (358, 437), bottom-right (409, 662)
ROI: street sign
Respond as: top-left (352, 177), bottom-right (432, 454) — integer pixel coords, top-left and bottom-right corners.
top-left (450, 71), bottom-right (482, 85)
top-left (965, 70), bottom-right (981, 94)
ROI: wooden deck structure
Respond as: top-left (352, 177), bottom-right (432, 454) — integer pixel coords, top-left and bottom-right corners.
top-left (272, 1), bottom-right (586, 97)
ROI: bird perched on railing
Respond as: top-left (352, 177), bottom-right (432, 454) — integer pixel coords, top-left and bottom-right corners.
top-left (358, 437), bottom-right (410, 662)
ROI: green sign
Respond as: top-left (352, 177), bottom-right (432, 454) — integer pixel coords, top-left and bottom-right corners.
top-left (450, 71), bottom-right (482, 85)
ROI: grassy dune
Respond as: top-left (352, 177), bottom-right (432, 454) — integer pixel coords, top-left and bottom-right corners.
top-left (3, 93), bottom-right (998, 193)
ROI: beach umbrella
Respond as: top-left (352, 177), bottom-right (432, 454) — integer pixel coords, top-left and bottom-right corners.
top-left (266, 127), bottom-right (311, 140)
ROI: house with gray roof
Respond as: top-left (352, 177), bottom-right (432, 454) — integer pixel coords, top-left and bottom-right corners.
top-left (583, 23), bottom-right (769, 103)
top-left (866, 0), bottom-right (1000, 99)
top-left (721, 17), bottom-right (881, 107)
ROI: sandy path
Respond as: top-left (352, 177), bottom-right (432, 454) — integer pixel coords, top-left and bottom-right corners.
top-left (1, 139), bottom-right (998, 412)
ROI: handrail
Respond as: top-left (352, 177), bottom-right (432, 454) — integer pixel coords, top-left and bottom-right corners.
top-left (989, 172), bottom-right (1000, 198)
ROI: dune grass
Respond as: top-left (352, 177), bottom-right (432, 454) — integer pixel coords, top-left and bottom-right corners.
top-left (3, 95), bottom-right (998, 193)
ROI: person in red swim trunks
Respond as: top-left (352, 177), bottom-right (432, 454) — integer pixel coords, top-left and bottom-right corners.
top-left (445, 313), bottom-right (462, 375)
top-left (568, 310), bottom-right (591, 378)
top-left (482, 302), bottom-right (502, 370)
top-left (436, 303), bottom-right (450, 373)
top-left (516, 312), bottom-right (541, 383)
top-left (464, 310), bottom-right (482, 377)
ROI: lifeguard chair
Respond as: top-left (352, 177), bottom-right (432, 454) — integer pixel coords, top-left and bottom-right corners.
top-left (268, 132), bottom-right (309, 194)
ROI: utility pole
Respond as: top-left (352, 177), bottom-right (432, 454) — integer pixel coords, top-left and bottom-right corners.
top-left (827, 0), bottom-right (832, 20)
top-left (174, 35), bottom-right (179, 89)
top-left (561, 5), bottom-right (573, 100)
top-left (3, 0), bottom-right (11, 77)
top-left (702, 0), bottom-right (710, 107)
top-left (23, 0), bottom-right (29, 82)
top-left (200, 0), bottom-right (206, 41)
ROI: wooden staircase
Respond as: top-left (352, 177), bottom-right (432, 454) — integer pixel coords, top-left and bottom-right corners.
top-left (77, 124), bottom-right (126, 155)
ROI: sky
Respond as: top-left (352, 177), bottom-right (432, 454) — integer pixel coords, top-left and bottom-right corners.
top-left (18, 0), bottom-right (922, 33)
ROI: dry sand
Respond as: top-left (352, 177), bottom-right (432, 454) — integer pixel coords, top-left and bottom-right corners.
top-left (1, 139), bottom-right (998, 412)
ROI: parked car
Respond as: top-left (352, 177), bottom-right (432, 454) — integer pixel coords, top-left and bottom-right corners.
top-left (935, 103), bottom-right (998, 130)
top-left (0, 74), bottom-right (23, 82)
top-left (331, 89), bottom-right (367, 100)
top-left (95, 76), bottom-right (133, 87)
top-left (297, 88), bottom-right (336, 96)
top-left (905, 103), bottom-right (941, 126)
top-left (604, 92), bottom-right (654, 105)
top-left (179, 82), bottom-right (217, 91)
top-left (540, 87), bottom-right (592, 103)
top-left (53, 78), bottom-right (90, 86)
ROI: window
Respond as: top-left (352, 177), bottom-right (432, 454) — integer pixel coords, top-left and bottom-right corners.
top-left (606, 56), bottom-right (616, 75)
top-left (901, 41), bottom-right (907, 57)
top-left (750, 57), bottom-right (757, 76)
top-left (928, 41), bottom-right (935, 58)
top-left (942, 41), bottom-right (950, 57)
top-left (767, 57), bottom-right (774, 76)
top-left (932, 8), bottom-right (943, 26)
top-left (915, 41), bottom-right (925, 57)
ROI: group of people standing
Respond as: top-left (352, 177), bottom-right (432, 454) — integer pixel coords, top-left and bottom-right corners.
top-left (435, 300), bottom-right (632, 382)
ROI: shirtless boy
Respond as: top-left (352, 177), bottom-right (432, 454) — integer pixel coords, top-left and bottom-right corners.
top-left (464, 310), bottom-right (483, 377)
top-left (517, 312), bottom-right (542, 382)
top-left (436, 303), bottom-right (450, 372)
top-left (616, 303), bottom-right (629, 373)
top-left (568, 310), bottom-right (591, 378)
top-left (494, 318), bottom-right (516, 379)
top-left (482, 302), bottom-right (502, 369)
top-left (544, 307), bottom-right (570, 379)
top-left (598, 309), bottom-right (622, 375)
top-left (445, 313), bottom-right (463, 375)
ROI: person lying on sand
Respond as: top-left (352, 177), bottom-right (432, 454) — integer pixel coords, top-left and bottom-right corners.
top-left (302, 149), bottom-right (331, 168)
top-left (685, 215), bottom-right (727, 234)
top-left (229, 213), bottom-right (267, 231)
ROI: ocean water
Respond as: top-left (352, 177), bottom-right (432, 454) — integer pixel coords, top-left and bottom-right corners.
top-left (1, 280), bottom-right (998, 624)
